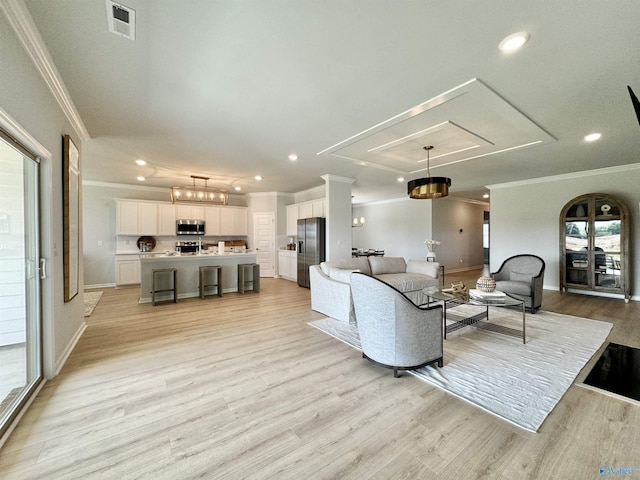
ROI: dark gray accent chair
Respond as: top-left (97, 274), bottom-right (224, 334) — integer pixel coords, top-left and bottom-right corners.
top-left (491, 254), bottom-right (546, 313)
top-left (350, 273), bottom-right (443, 377)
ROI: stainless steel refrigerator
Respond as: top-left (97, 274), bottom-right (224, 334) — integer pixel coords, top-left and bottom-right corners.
top-left (297, 217), bottom-right (326, 288)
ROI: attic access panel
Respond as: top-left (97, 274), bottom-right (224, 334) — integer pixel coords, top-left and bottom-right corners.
top-left (318, 78), bottom-right (555, 174)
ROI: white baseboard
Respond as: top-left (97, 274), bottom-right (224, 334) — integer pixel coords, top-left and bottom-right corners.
top-left (54, 321), bottom-right (87, 377)
top-left (85, 283), bottom-right (115, 290)
top-left (443, 264), bottom-right (485, 274)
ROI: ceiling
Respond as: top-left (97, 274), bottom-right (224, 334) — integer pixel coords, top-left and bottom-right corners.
top-left (20, 0), bottom-right (640, 203)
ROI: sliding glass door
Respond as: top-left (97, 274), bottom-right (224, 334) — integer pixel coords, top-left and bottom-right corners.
top-left (0, 133), bottom-right (42, 439)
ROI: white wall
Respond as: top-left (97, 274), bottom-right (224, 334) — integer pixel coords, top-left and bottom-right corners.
top-left (352, 196), bottom-right (486, 270)
top-left (83, 183), bottom-right (170, 286)
top-left (323, 175), bottom-right (353, 261)
top-left (293, 185), bottom-right (324, 203)
top-left (352, 197), bottom-right (432, 260)
top-left (489, 164), bottom-right (640, 299)
top-left (1, 10), bottom-right (83, 377)
top-left (246, 191), bottom-right (293, 250)
top-left (433, 199), bottom-right (487, 271)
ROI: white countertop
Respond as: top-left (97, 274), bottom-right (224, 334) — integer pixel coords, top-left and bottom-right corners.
top-left (116, 251), bottom-right (254, 257)
top-left (138, 252), bottom-right (256, 261)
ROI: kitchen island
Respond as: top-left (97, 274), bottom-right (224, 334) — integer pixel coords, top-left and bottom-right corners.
top-left (139, 252), bottom-right (258, 303)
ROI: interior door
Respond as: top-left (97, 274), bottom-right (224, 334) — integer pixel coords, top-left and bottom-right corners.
top-left (253, 212), bottom-right (275, 277)
top-left (0, 132), bottom-right (42, 438)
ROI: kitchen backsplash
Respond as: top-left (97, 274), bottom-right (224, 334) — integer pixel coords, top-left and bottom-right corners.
top-left (117, 236), bottom-right (249, 252)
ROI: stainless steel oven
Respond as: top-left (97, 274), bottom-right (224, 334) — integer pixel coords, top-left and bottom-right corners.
top-left (176, 219), bottom-right (205, 235)
top-left (175, 241), bottom-right (200, 254)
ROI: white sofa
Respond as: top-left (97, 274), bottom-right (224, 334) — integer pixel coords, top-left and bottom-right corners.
top-left (309, 256), bottom-right (441, 324)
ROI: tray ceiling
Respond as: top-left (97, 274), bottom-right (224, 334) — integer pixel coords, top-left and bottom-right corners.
top-left (319, 79), bottom-right (556, 174)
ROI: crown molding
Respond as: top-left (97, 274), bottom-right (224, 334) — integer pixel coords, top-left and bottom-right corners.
top-left (83, 180), bottom-right (168, 192)
top-left (0, 0), bottom-right (90, 141)
top-left (245, 191), bottom-right (299, 199)
top-left (487, 163), bottom-right (640, 190)
top-left (320, 174), bottom-right (356, 184)
top-left (298, 184), bottom-right (325, 195)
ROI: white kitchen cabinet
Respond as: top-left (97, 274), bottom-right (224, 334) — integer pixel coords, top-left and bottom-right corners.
top-left (312, 199), bottom-right (325, 218)
top-left (278, 250), bottom-right (297, 281)
top-left (138, 203), bottom-right (158, 235)
top-left (117, 199), bottom-right (248, 237)
top-left (234, 207), bottom-right (248, 235)
top-left (117, 200), bottom-right (157, 235)
top-left (298, 202), bottom-right (313, 219)
top-left (117, 200), bottom-right (139, 235)
top-left (175, 205), bottom-right (205, 220)
top-left (115, 255), bottom-right (140, 285)
top-left (205, 206), bottom-right (221, 235)
top-left (158, 204), bottom-right (176, 235)
top-left (220, 207), bottom-right (235, 234)
top-left (218, 206), bottom-right (248, 235)
top-left (286, 204), bottom-right (298, 236)
top-left (286, 199), bottom-right (325, 236)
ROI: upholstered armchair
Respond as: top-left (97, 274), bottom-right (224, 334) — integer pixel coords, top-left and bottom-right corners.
top-left (491, 254), bottom-right (546, 313)
top-left (350, 273), bottom-right (443, 377)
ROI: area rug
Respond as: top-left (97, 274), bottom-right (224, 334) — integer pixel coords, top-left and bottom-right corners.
top-left (83, 291), bottom-right (103, 317)
top-left (309, 307), bottom-right (612, 432)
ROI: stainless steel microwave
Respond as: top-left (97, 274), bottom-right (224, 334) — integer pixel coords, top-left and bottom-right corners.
top-left (176, 219), bottom-right (205, 235)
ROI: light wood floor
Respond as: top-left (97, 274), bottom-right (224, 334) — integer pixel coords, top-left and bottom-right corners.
top-left (0, 269), bottom-right (639, 479)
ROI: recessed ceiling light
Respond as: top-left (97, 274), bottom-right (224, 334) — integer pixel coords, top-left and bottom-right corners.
top-left (499, 32), bottom-right (530, 53)
top-left (288, 154), bottom-right (298, 161)
top-left (584, 133), bottom-right (602, 142)
top-left (255, 175), bottom-right (262, 181)
top-left (137, 176), bottom-right (145, 181)
top-left (135, 159), bottom-right (146, 166)
top-left (483, 193), bottom-right (490, 199)
top-left (397, 177), bottom-right (405, 182)
top-left (234, 186), bottom-right (241, 191)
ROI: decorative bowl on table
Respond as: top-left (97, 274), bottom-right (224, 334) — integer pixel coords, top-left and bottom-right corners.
top-left (476, 276), bottom-right (496, 292)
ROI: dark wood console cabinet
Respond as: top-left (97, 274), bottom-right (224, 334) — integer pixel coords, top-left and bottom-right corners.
top-left (560, 193), bottom-right (630, 302)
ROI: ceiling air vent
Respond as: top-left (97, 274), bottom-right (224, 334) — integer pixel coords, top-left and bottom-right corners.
top-left (105, 0), bottom-right (136, 40)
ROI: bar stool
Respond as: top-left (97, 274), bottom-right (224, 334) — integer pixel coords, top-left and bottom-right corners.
top-left (199, 265), bottom-right (223, 299)
top-left (151, 268), bottom-right (178, 305)
top-left (237, 263), bottom-right (260, 294)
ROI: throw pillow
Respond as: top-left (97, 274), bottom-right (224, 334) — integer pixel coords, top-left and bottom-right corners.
top-left (369, 256), bottom-right (406, 275)
top-left (406, 260), bottom-right (440, 278)
top-left (510, 271), bottom-right (532, 283)
top-left (329, 268), bottom-right (361, 283)
top-left (323, 257), bottom-right (372, 276)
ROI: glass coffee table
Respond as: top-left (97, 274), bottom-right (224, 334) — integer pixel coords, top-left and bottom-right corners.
top-left (423, 286), bottom-right (526, 343)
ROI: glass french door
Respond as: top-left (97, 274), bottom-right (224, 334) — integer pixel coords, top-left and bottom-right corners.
top-left (0, 132), bottom-right (42, 439)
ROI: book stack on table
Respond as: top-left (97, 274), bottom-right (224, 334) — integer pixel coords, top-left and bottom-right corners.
top-left (469, 289), bottom-right (507, 303)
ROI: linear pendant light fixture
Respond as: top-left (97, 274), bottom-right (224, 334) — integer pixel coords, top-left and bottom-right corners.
top-left (170, 175), bottom-right (229, 205)
top-left (407, 145), bottom-right (451, 199)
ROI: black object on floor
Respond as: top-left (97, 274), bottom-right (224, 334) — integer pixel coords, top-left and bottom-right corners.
top-left (584, 343), bottom-right (640, 402)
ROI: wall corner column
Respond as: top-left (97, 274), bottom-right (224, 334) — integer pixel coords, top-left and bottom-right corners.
top-left (320, 174), bottom-right (355, 261)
